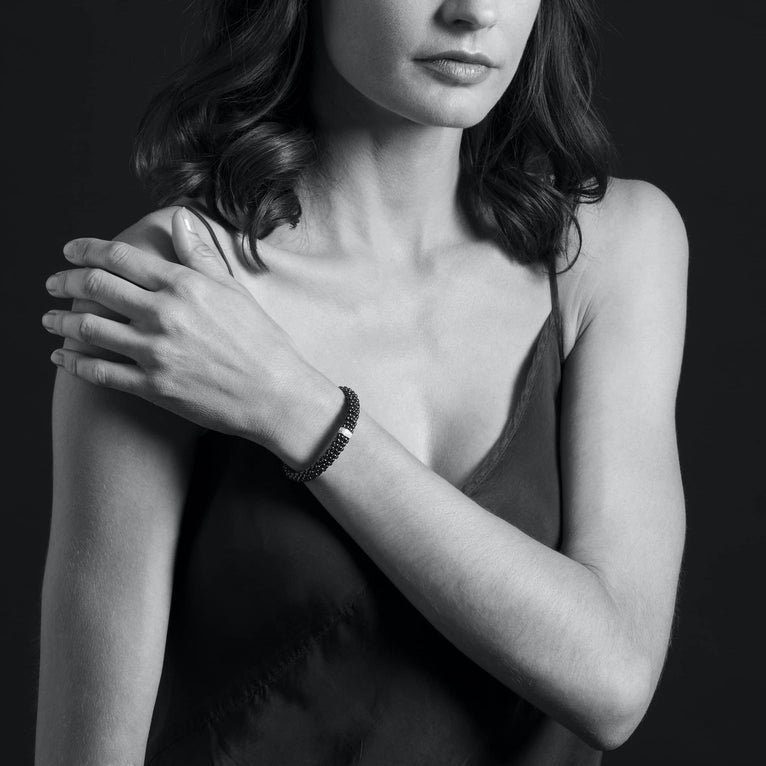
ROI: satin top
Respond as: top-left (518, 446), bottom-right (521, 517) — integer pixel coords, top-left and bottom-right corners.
top-left (144, 208), bottom-right (603, 765)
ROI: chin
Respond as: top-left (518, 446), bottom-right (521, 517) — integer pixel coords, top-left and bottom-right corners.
top-left (406, 99), bottom-right (496, 129)
top-left (383, 86), bottom-right (500, 129)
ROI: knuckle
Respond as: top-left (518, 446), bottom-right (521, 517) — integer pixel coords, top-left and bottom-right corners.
top-left (78, 239), bottom-right (93, 262)
top-left (52, 312), bottom-right (65, 335)
top-left (193, 243), bottom-right (213, 259)
top-left (148, 370), bottom-right (174, 398)
top-left (107, 242), bottom-right (131, 268)
top-left (155, 304), bottom-right (184, 335)
top-left (82, 268), bottom-right (103, 298)
top-left (93, 362), bottom-right (110, 387)
top-left (145, 338), bottom-right (170, 368)
top-left (56, 269), bottom-right (71, 295)
top-left (65, 353), bottom-right (78, 377)
top-left (78, 314), bottom-right (97, 342)
top-left (154, 339), bottom-right (174, 366)
top-left (171, 271), bottom-right (202, 300)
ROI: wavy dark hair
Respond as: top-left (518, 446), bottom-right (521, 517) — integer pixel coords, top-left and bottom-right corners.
top-left (132, 0), bottom-right (614, 273)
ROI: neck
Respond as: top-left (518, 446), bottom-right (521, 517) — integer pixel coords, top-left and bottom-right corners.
top-left (271, 44), bottom-right (472, 271)
top-left (300, 126), bottom-right (466, 267)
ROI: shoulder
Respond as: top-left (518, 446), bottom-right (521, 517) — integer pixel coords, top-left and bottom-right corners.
top-left (118, 201), bottom-right (247, 272)
top-left (556, 177), bottom-right (689, 354)
top-left (60, 204), bottom-right (188, 348)
top-left (53, 205), bottom-right (204, 499)
top-left (580, 177), bottom-right (687, 265)
top-left (60, 204), bottom-right (187, 359)
top-left (111, 204), bottom-right (186, 259)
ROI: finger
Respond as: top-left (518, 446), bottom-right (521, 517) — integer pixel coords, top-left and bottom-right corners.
top-left (172, 207), bottom-right (235, 284)
top-left (41, 309), bottom-right (144, 360)
top-left (50, 347), bottom-right (145, 394)
top-left (45, 267), bottom-right (154, 319)
top-left (62, 237), bottom-right (184, 291)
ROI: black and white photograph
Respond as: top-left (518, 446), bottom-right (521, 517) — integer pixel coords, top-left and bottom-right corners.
top-left (2, 1), bottom-right (763, 764)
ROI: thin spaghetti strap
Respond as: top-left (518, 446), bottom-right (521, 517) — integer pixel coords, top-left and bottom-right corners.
top-left (547, 261), bottom-right (565, 366)
top-left (183, 205), bottom-right (236, 279)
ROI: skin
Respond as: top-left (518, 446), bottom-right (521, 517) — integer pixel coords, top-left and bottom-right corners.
top-left (36, 1), bottom-right (687, 763)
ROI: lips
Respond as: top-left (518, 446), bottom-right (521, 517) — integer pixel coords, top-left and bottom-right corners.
top-left (421, 50), bottom-right (496, 68)
top-left (416, 51), bottom-right (496, 85)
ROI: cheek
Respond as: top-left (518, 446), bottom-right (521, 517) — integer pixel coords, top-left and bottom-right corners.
top-left (498, 1), bottom-right (542, 85)
top-left (320, 0), bottom-right (415, 87)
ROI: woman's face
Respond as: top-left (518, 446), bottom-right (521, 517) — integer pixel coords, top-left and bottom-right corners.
top-left (314, 0), bottom-right (542, 128)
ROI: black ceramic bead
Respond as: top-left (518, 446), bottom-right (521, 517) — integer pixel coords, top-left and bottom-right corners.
top-left (282, 386), bottom-right (360, 482)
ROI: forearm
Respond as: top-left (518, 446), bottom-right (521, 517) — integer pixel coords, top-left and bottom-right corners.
top-left (275, 376), bottom-right (649, 748)
top-left (35, 533), bottom-right (172, 765)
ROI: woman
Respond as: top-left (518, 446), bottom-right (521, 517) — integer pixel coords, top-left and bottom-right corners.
top-left (36, 0), bottom-right (688, 764)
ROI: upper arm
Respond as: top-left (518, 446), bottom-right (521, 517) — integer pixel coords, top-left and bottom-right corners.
top-left (38, 207), bottom-right (201, 762)
top-left (558, 179), bottom-right (688, 695)
top-left (52, 206), bottom-right (202, 553)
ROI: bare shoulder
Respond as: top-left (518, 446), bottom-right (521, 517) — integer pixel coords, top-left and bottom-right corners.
top-left (111, 204), bottom-right (187, 260)
top-left (556, 177), bottom-right (689, 356)
top-left (119, 201), bottom-right (247, 272)
top-left (56, 203), bottom-right (206, 452)
top-left (60, 204), bottom-right (190, 359)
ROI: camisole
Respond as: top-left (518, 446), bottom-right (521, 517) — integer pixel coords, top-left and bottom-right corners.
top-left (143, 208), bottom-right (603, 765)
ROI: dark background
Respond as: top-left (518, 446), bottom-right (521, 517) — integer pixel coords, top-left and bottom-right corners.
top-left (3, 1), bottom-right (763, 762)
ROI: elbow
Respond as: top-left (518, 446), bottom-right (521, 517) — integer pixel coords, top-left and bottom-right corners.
top-left (578, 655), bottom-right (653, 752)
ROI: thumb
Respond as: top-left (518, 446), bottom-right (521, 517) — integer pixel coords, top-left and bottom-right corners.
top-left (171, 207), bottom-right (233, 283)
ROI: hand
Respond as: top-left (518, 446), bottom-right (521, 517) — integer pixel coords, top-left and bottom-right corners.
top-left (42, 208), bottom-right (316, 451)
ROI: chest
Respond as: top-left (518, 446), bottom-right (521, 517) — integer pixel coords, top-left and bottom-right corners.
top-left (234, 247), bottom-right (553, 488)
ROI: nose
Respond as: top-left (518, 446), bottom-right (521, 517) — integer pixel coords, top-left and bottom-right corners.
top-left (439, 0), bottom-right (498, 30)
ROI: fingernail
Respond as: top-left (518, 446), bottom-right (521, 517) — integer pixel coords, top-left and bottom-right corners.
top-left (41, 311), bottom-right (55, 329)
top-left (50, 349), bottom-right (64, 365)
top-left (45, 274), bottom-right (59, 291)
top-left (182, 210), bottom-right (194, 233)
top-left (63, 241), bottom-right (76, 260)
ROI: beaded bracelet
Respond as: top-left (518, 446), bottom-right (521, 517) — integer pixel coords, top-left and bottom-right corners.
top-left (281, 385), bottom-right (360, 482)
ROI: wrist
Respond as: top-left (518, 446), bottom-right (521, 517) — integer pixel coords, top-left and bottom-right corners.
top-left (261, 363), bottom-right (347, 469)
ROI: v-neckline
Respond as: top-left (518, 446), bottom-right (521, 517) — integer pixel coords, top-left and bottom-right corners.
top-left (186, 203), bottom-right (563, 499)
top-left (456, 310), bottom-right (555, 498)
